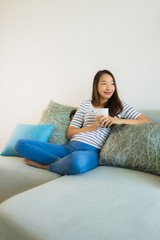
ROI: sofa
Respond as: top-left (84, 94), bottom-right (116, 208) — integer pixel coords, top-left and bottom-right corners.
top-left (0, 100), bottom-right (160, 240)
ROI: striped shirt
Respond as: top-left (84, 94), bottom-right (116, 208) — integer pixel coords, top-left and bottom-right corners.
top-left (69, 99), bottom-right (141, 149)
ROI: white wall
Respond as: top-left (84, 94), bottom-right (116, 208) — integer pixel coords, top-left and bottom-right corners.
top-left (0, 0), bottom-right (160, 149)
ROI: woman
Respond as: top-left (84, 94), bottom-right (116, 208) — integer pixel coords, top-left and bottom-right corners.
top-left (15, 70), bottom-right (149, 175)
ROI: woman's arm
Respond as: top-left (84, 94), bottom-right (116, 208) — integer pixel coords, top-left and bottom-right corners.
top-left (67, 124), bottom-right (98, 140)
top-left (97, 114), bottom-right (150, 128)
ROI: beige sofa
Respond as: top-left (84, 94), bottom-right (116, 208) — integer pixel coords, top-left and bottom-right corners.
top-left (0, 102), bottom-right (160, 240)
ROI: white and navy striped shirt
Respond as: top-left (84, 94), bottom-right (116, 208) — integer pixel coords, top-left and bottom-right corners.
top-left (69, 99), bottom-right (141, 149)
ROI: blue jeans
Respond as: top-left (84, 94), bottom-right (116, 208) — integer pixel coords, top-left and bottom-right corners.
top-left (15, 140), bottom-right (100, 175)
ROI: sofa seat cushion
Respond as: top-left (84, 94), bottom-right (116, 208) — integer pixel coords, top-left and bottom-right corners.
top-left (0, 156), bottom-right (60, 203)
top-left (0, 166), bottom-right (160, 240)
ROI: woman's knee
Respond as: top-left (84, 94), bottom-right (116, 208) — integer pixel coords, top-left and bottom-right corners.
top-left (69, 151), bottom-right (99, 174)
top-left (15, 139), bottom-right (27, 153)
top-left (15, 139), bottom-right (36, 156)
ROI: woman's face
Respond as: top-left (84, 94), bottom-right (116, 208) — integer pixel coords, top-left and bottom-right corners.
top-left (98, 73), bottom-right (115, 102)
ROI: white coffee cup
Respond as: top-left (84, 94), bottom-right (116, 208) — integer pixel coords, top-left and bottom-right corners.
top-left (94, 108), bottom-right (109, 116)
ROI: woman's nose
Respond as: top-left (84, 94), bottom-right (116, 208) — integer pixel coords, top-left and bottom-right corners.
top-left (106, 83), bottom-right (111, 90)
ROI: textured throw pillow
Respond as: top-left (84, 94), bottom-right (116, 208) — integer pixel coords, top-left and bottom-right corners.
top-left (39, 100), bottom-right (75, 144)
top-left (1, 123), bottom-right (54, 156)
top-left (99, 123), bottom-right (160, 176)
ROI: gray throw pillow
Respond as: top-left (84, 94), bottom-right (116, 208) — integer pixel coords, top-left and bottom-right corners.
top-left (39, 100), bottom-right (75, 144)
top-left (99, 123), bottom-right (160, 176)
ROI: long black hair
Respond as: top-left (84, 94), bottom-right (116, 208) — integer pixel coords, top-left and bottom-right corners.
top-left (91, 69), bottom-right (123, 117)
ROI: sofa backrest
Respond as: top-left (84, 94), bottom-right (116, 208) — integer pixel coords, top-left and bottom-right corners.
top-left (139, 109), bottom-right (160, 122)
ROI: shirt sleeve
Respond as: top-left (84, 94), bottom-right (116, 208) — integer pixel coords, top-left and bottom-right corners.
top-left (119, 101), bottom-right (142, 119)
top-left (69, 100), bottom-right (86, 128)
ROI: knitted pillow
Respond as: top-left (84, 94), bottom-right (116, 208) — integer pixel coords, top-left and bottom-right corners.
top-left (39, 100), bottom-right (75, 144)
top-left (99, 123), bottom-right (160, 176)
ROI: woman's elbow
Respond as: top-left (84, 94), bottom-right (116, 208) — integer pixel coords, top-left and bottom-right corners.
top-left (66, 127), bottom-right (74, 140)
top-left (138, 114), bottom-right (150, 123)
top-left (66, 130), bottom-right (71, 140)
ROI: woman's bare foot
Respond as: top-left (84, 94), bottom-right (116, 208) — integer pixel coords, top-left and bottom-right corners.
top-left (24, 158), bottom-right (49, 170)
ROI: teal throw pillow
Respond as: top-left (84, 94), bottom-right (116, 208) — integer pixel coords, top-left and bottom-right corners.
top-left (1, 123), bottom-right (54, 156)
top-left (99, 123), bottom-right (160, 176)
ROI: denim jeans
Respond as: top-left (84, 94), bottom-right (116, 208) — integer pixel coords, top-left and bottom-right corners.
top-left (15, 140), bottom-right (100, 175)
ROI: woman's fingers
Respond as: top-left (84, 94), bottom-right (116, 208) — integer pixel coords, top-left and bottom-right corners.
top-left (99, 116), bottom-right (114, 127)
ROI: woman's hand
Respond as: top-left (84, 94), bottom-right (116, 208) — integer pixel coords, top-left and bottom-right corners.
top-left (96, 115), bottom-right (119, 128)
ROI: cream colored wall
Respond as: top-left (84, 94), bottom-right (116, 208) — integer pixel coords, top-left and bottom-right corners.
top-left (0, 0), bottom-right (160, 150)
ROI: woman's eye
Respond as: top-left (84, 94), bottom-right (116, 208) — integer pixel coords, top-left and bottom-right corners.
top-left (101, 82), bottom-right (107, 85)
